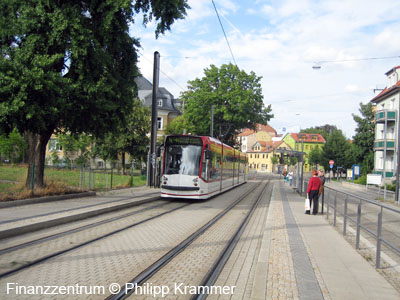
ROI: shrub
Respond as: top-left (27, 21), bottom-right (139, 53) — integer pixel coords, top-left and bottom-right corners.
top-left (354, 175), bottom-right (367, 185)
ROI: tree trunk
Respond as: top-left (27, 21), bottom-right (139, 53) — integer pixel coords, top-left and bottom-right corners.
top-left (25, 130), bottom-right (53, 189)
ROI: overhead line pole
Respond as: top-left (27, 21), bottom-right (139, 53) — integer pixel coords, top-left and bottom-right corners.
top-left (149, 51), bottom-right (160, 187)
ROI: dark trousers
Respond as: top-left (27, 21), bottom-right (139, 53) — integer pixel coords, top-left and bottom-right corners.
top-left (309, 190), bottom-right (319, 214)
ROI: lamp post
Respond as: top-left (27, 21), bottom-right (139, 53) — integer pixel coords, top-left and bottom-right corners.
top-left (396, 104), bottom-right (400, 204)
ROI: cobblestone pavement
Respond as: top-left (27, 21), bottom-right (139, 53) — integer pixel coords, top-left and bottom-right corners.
top-left (0, 183), bottom-right (257, 300)
top-left (2, 178), bottom-right (399, 300)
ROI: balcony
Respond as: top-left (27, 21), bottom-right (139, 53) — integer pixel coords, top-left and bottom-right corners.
top-left (374, 170), bottom-right (394, 178)
top-left (374, 139), bottom-right (396, 151)
top-left (375, 110), bottom-right (396, 123)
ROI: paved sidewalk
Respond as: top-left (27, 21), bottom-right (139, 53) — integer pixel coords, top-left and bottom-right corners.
top-left (0, 187), bottom-right (161, 239)
top-left (256, 180), bottom-right (400, 300)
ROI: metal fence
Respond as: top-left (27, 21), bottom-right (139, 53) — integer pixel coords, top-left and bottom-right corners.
top-left (302, 179), bottom-right (400, 269)
top-left (42, 165), bottom-right (145, 191)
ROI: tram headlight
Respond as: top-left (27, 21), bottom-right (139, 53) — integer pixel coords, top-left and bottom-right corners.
top-left (163, 176), bottom-right (168, 185)
top-left (193, 178), bottom-right (199, 186)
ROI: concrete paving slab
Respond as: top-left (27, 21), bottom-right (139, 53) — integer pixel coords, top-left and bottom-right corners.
top-left (284, 183), bottom-right (400, 300)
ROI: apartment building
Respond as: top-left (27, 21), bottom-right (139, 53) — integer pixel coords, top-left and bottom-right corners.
top-left (370, 66), bottom-right (400, 179)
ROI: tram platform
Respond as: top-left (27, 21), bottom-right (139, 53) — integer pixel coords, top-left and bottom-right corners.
top-left (249, 180), bottom-right (400, 300)
top-left (0, 187), bottom-right (161, 239)
top-left (0, 180), bottom-right (399, 299)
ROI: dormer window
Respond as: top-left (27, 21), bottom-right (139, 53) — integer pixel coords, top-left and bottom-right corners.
top-left (158, 99), bottom-right (163, 107)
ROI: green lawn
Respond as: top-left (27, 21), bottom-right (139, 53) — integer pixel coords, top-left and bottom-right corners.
top-left (0, 164), bottom-right (147, 200)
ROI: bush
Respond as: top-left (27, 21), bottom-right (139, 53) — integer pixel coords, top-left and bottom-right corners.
top-left (354, 175), bottom-right (367, 185)
top-left (386, 181), bottom-right (396, 192)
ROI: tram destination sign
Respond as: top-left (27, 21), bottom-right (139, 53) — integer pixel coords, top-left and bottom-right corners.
top-left (166, 136), bottom-right (203, 146)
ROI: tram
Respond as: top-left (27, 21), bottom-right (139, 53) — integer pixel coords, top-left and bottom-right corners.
top-left (160, 135), bottom-right (248, 200)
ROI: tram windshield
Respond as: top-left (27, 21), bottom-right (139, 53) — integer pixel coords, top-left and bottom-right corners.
top-left (164, 136), bottom-right (203, 176)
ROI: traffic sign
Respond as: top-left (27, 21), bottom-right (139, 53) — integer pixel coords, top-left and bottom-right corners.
top-left (329, 160), bottom-right (334, 165)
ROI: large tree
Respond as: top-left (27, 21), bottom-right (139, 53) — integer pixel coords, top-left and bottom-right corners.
top-left (169, 63), bottom-right (273, 145)
top-left (321, 129), bottom-right (352, 171)
top-left (352, 102), bottom-right (375, 174)
top-left (0, 0), bottom-right (189, 188)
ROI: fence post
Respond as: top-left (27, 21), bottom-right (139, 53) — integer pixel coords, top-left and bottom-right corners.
top-left (31, 163), bottom-right (35, 190)
top-left (321, 189), bottom-right (325, 214)
top-left (376, 209), bottom-right (383, 268)
top-left (334, 191), bottom-right (337, 226)
top-left (110, 168), bottom-right (113, 190)
top-left (88, 168), bottom-right (92, 190)
top-left (356, 202), bottom-right (361, 249)
top-left (343, 195), bottom-right (348, 235)
top-left (326, 189), bottom-right (330, 219)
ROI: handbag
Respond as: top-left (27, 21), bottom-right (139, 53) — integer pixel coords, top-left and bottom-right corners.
top-left (305, 197), bottom-right (311, 212)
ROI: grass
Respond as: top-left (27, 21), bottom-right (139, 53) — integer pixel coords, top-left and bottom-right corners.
top-left (0, 164), bottom-right (147, 202)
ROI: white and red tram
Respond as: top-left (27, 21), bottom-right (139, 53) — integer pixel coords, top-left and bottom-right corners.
top-left (161, 135), bottom-right (248, 200)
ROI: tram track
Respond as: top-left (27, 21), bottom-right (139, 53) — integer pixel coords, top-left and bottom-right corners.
top-left (107, 179), bottom-right (271, 300)
top-left (0, 192), bottom-right (161, 226)
top-left (0, 200), bottom-right (190, 279)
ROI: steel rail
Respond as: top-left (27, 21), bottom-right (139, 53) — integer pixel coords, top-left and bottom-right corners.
top-left (106, 181), bottom-right (265, 300)
top-left (192, 180), bottom-right (271, 300)
top-left (0, 201), bottom-right (169, 255)
top-left (321, 183), bottom-right (400, 268)
top-left (0, 202), bottom-right (189, 279)
top-left (0, 192), bottom-right (161, 225)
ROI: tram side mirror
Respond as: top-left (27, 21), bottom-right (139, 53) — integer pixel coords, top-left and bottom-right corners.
top-left (205, 149), bottom-right (211, 160)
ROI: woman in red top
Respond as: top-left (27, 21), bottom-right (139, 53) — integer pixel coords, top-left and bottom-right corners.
top-left (307, 170), bottom-right (322, 215)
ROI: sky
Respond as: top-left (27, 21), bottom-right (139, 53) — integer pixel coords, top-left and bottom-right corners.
top-left (130, 0), bottom-right (400, 138)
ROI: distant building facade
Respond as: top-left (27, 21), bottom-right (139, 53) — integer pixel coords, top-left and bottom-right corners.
top-left (135, 76), bottom-right (181, 138)
top-left (282, 133), bottom-right (326, 172)
top-left (370, 66), bottom-right (400, 179)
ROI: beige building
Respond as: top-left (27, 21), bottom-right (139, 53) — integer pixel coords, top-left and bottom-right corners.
top-left (237, 124), bottom-right (277, 152)
top-left (247, 140), bottom-right (292, 173)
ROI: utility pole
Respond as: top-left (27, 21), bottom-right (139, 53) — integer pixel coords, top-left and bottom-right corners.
top-left (210, 104), bottom-right (214, 137)
top-left (149, 51), bottom-right (160, 187)
top-left (396, 105), bottom-right (400, 204)
top-left (300, 140), bottom-right (304, 195)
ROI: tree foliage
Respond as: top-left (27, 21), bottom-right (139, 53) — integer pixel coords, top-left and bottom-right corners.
top-left (308, 146), bottom-right (322, 168)
top-left (174, 63), bottom-right (273, 144)
top-left (352, 102), bottom-right (375, 174)
top-left (321, 129), bottom-right (352, 171)
top-left (0, 0), bottom-right (189, 187)
top-left (301, 124), bottom-right (337, 141)
top-left (0, 128), bottom-right (27, 163)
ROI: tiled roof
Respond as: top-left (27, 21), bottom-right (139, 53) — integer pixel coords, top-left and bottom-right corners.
top-left (238, 124), bottom-right (277, 137)
top-left (371, 80), bottom-right (400, 103)
top-left (385, 65), bottom-right (400, 75)
top-left (290, 133), bottom-right (326, 143)
top-left (249, 140), bottom-right (291, 152)
top-left (237, 129), bottom-right (254, 137)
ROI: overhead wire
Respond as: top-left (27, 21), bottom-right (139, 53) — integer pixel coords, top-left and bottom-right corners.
top-left (211, 0), bottom-right (238, 67)
top-left (138, 51), bottom-right (186, 93)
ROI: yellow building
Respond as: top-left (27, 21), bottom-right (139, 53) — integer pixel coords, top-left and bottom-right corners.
top-left (247, 140), bottom-right (292, 173)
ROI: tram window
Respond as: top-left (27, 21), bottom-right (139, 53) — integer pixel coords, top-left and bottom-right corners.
top-left (164, 145), bottom-right (202, 176)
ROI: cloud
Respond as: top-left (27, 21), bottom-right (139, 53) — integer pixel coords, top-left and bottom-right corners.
top-left (132, 0), bottom-right (400, 138)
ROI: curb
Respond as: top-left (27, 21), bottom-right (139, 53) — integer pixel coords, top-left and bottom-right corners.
top-left (0, 195), bottom-right (160, 239)
top-left (0, 192), bottom-right (97, 209)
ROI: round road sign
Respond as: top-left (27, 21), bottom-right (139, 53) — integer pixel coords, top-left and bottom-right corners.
top-left (329, 160), bottom-right (334, 165)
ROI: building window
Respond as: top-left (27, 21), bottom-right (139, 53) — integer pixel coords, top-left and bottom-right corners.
top-left (158, 99), bottom-right (163, 107)
top-left (98, 161), bottom-right (104, 168)
top-left (49, 139), bottom-right (62, 151)
top-left (157, 117), bottom-right (163, 130)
